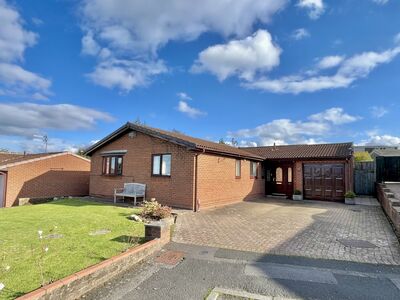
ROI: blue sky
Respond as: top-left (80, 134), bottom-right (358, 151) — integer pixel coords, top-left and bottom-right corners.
top-left (0, 0), bottom-right (399, 153)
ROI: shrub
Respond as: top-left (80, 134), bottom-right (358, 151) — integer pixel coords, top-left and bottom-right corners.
top-left (293, 189), bottom-right (302, 195)
top-left (140, 200), bottom-right (172, 220)
top-left (345, 191), bottom-right (356, 198)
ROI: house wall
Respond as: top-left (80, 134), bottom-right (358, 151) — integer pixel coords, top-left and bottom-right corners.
top-left (89, 132), bottom-right (196, 209)
top-left (4, 154), bottom-right (90, 207)
top-left (293, 159), bottom-right (354, 194)
top-left (196, 153), bottom-right (265, 209)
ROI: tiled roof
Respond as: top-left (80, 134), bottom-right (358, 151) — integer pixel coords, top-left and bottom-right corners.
top-left (0, 153), bottom-right (25, 163)
top-left (241, 143), bottom-right (353, 160)
top-left (84, 123), bottom-right (264, 160)
top-left (0, 152), bottom-right (63, 169)
top-left (371, 149), bottom-right (400, 157)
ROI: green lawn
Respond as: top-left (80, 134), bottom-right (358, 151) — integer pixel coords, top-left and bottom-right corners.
top-left (0, 199), bottom-right (144, 299)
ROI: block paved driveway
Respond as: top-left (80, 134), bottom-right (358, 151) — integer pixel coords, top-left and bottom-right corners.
top-left (173, 198), bottom-right (400, 265)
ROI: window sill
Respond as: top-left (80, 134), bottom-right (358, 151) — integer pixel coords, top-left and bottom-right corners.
top-left (250, 176), bottom-right (258, 179)
top-left (101, 174), bottom-right (122, 177)
top-left (235, 176), bottom-right (241, 179)
top-left (151, 174), bottom-right (171, 178)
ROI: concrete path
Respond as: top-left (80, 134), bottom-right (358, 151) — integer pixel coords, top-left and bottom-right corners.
top-left (82, 242), bottom-right (400, 300)
top-left (173, 198), bottom-right (400, 265)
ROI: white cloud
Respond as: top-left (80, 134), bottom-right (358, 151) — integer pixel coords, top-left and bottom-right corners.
top-left (372, 0), bottom-right (389, 5)
top-left (177, 92), bottom-right (192, 101)
top-left (309, 107), bottom-right (360, 125)
top-left (360, 134), bottom-right (400, 146)
top-left (31, 17), bottom-right (43, 26)
top-left (233, 118), bottom-right (329, 146)
top-left (79, 0), bottom-right (287, 91)
top-left (0, 102), bottom-right (113, 137)
top-left (231, 107), bottom-right (358, 146)
top-left (0, 63), bottom-right (51, 99)
top-left (81, 0), bottom-right (286, 53)
top-left (81, 31), bottom-right (100, 56)
top-left (177, 101), bottom-right (206, 118)
top-left (394, 33), bottom-right (400, 45)
top-left (87, 58), bottom-right (167, 92)
top-left (191, 30), bottom-right (281, 81)
top-left (0, 0), bottom-right (51, 99)
top-left (297, 0), bottom-right (325, 19)
top-left (370, 106), bottom-right (388, 118)
top-left (245, 45), bottom-right (400, 94)
top-left (317, 55), bottom-right (345, 69)
top-left (291, 28), bottom-right (310, 40)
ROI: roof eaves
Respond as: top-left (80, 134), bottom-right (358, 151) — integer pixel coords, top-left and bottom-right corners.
top-left (84, 123), bottom-right (131, 156)
top-left (0, 152), bottom-right (89, 170)
top-left (127, 123), bottom-right (197, 150)
top-left (200, 148), bottom-right (264, 161)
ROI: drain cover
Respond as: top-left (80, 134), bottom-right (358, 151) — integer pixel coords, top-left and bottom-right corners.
top-left (338, 239), bottom-right (378, 248)
top-left (155, 251), bottom-right (184, 266)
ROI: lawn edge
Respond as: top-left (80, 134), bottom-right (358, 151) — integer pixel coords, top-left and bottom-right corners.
top-left (17, 224), bottom-right (171, 300)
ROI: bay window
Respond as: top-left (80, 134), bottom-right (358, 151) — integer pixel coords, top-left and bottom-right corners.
top-left (102, 156), bottom-right (123, 176)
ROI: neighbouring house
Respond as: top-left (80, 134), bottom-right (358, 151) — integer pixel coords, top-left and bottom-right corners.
top-left (85, 123), bottom-right (354, 210)
top-left (371, 149), bottom-right (400, 183)
top-left (0, 152), bottom-right (90, 208)
top-left (354, 145), bottom-right (398, 153)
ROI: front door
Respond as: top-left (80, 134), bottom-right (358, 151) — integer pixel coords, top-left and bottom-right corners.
top-left (266, 163), bottom-right (293, 197)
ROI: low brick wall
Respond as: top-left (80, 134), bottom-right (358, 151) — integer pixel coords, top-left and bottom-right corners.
top-left (18, 222), bottom-right (171, 300)
top-left (376, 183), bottom-right (400, 233)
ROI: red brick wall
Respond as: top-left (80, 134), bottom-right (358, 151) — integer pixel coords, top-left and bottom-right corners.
top-left (196, 154), bottom-right (265, 209)
top-left (293, 159), bottom-right (353, 194)
top-left (4, 154), bottom-right (90, 207)
top-left (89, 132), bottom-right (196, 209)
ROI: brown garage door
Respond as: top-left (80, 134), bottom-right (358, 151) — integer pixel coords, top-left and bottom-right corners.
top-left (303, 163), bottom-right (345, 201)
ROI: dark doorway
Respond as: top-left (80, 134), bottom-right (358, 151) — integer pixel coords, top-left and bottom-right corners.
top-left (265, 162), bottom-right (293, 198)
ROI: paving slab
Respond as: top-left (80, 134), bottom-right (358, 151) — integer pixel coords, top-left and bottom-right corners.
top-left (173, 198), bottom-right (400, 265)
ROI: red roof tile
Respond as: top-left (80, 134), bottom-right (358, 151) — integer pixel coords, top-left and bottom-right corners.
top-left (85, 123), bottom-right (264, 160)
top-left (241, 143), bottom-right (353, 160)
top-left (0, 152), bottom-right (63, 168)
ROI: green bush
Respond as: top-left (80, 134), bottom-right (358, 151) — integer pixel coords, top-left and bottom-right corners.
top-left (345, 191), bottom-right (356, 198)
top-left (140, 200), bottom-right (172, 220)
top-left (293, 189), bottom-right (302, 195)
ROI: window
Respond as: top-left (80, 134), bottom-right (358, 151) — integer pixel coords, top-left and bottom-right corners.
top-left (266, 169), bottom-right (271, 182)
top-left (102, 156), bottom-right (123, 176)
top-left (235, 160), bottom-right (241, 178)
top-left (250, 161), bottom-right (258, 178)
top-left (288, 167), bottom-right (293, 183)
top-left (275, 167), bottom-right (283, 184)
top-left (152, 154), bottom-right (171, 176)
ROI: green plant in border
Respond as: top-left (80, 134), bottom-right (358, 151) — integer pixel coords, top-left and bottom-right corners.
top-left (345, 191), bottom-right (356, 198)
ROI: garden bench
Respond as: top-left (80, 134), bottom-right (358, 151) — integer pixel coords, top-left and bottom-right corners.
top-left (114, 183), bottom-right (146, 205)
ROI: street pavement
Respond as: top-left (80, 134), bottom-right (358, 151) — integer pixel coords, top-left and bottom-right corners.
top-left (82, 242), bottom-right (400, 300)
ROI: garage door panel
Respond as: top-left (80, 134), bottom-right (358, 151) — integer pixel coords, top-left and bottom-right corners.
top-left (303, 163), bottom-right (345, 202)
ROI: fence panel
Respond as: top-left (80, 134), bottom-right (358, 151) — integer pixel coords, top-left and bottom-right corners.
top-left (354, 161), bottom-right (376, 195)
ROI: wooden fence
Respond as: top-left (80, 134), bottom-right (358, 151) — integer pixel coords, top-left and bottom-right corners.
top-left (354, 161), bottom-right (376, 195)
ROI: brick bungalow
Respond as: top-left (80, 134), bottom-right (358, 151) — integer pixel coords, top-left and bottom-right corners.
top-left (84, 123), bottom-right (354, 210)
top-left (0, 152), bottom-right (90, 208)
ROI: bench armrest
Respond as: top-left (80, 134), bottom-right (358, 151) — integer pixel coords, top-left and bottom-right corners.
top-left (114, 188), bottom-right (124, 194)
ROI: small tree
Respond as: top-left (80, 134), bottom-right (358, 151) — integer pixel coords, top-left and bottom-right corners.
top-left (219, 138), bottom-right (226, 144)
top-left (231, 138), bottom-right (238, 147)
